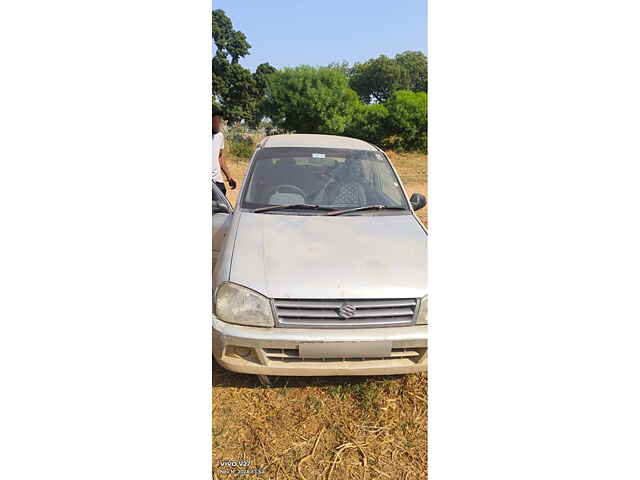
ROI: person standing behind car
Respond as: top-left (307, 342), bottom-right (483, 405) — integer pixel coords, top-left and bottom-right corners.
top-left (212, 110), bottom-right (236, 197)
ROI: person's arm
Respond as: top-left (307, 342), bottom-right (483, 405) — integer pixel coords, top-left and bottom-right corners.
top-left (218, 151), bottom-right (236, 189)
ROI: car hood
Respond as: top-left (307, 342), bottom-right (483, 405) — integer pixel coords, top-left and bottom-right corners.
top-left (229, 212), bottom-right (427, 299)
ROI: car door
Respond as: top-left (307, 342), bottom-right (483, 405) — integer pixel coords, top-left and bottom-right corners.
top-left (212, 184), bottom-right (233, 267)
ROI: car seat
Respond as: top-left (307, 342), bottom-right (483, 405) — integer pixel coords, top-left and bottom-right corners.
top-left (326, 160), bottom-right (367, 206)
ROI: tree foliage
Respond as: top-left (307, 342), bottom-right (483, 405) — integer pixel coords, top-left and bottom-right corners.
top-left (212, 10), bottom-right (275, 124)
top-left (327, 61), bottom-right (353, 79)
top-left (395, 51), bottom-right (428, 93)
top-left (343, 90), bottom-right (427, 152)
top-left (212, 10), bottom-right (250, 64)
top-left (384, 90), bottom-right (427, 151)
top-left (212, 9), bottom-right (427, 151)
top-left (263, 66), bottom-right (360, 134)
top-left (343, 51), bottom-right (428, 104)
top-left (345, 103), bottom-right (390, 147)
top-left (349, 55), bottom-right (409, 104)
top-left (261, 66), bottom-right (427, 151)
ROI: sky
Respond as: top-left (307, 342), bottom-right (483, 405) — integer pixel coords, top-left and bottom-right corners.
top-left (213, 0), bottom-right (427, 72)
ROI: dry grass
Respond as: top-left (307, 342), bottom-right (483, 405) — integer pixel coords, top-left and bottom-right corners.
top-left (214, 145), bottom-right (428, 479)
top-left (213, 367), bottom-right (427, 480)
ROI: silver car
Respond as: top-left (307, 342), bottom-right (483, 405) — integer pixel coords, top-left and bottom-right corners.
top-left (213, 134), bottom-right (427, 382)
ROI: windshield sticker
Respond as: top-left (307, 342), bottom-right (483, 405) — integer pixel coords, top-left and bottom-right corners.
top-left (312, 153), bottom-right (326, 158)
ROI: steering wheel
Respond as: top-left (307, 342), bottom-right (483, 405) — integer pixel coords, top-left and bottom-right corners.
top-left (266, 184), bottom-right (306, 201)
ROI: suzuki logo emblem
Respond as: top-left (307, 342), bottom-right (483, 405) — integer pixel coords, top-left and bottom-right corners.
top-left (338, 303), bottom-right (357, 319)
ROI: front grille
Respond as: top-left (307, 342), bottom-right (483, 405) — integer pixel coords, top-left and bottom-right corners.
top-left (263, 347), bottom-right (425, 363)
top-left (272, 298), bottom-right (418, 328)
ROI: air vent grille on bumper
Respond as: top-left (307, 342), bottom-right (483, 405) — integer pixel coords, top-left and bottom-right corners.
top-left (263, 347), bottom-right (425, 363)
top-left (272, 298), bottom-right (418, 328)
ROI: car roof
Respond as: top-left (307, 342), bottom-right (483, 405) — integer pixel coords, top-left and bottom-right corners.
top-left (259, 134), bottom-right (379, 151)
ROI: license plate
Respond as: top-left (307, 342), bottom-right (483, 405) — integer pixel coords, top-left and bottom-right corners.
top-left (299, 341), bottom-right (392, 359)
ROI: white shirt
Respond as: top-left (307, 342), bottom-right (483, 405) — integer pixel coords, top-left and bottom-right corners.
top-left (212, 132), bottom-right (225, 183)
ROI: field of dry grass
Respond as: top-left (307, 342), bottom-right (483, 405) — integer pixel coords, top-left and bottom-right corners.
top-left (213, 144), bottom-right (428, 479)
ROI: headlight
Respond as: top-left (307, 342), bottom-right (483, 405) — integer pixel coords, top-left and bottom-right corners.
top-left (416, 295), bottom-right (428, 325)
top-left (215, 282), bottom-right (274, 327)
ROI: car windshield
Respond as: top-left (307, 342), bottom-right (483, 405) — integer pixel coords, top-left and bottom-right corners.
top-left (240, 147), bottom-right (409, 212)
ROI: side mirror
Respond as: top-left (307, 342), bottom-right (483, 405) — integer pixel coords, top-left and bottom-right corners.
top-left (410, 193), bottom-right (426, 212)
top-left (212, 200), bottom-right (231, 215)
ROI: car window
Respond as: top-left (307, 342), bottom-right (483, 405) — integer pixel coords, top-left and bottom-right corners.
top-left (240, 147), bottom-right (408, 211)
top-left (360, 159), bottom-right (405, 206)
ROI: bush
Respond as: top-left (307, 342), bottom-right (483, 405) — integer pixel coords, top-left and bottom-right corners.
top-left (343, 90), bottom-right (427, 152)
top-left (384, 90), bottom-right (427, 152)
top-left (345, 103), bottom-right (390, 147)
top-left (229, 137), bottom-right (254, 159)
top-left (263, 66), bottom-right (360, 134)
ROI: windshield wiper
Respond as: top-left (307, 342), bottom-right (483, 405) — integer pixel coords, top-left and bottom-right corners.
top-left (253, 203), bottom-right (337, 213)
top-left (326, 204), bottom-right (406, 216)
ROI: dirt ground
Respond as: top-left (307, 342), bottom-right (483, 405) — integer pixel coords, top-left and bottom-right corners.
top-left (214, 147), bottom-right (428, 479)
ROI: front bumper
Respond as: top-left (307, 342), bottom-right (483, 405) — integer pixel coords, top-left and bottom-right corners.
top-left (212, 314), bottom-right (428, 376)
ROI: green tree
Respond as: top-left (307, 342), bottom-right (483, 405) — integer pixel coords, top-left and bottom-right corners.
top-left (249, 63), bottom-right (277, 127)
top-left (254, 63), bottom-right (277, 91)
top-left (349, 55), bottom-right (410, 104)
top-left (219, 63), bottom-right (256, 123)
top-left (212, 10), bottom-right (275, 123)
top-left (384, 90), bottom-right (428, 151)
top-left (395, 51), bottom-right (428, 93)
top-left (212, 10), bottom-right (250, 64)
top-left (263, 66), bottom-right (360, 134)
top-left (345, 103), bottom-right (390, 147)
top-left (327, 60), bottom-right (353, 79)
